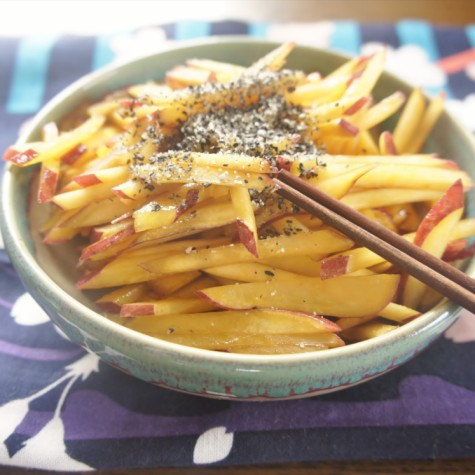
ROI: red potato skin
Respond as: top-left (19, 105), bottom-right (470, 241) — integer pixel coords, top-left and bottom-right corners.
top-left (356, 55), bottom-right (372, 68)
top-left (275, 156), bottom-right (293, 171)
top-left (3, 148), bottom-right (38, 166)
top-left (111, 212), bottom-right (134, 224)
top-left (288, 311), bottom-right (341, 331)
top-left (338, 119), bottom-right (359, 137)
top-left (320, 255), bottom-right (351, 280)
top-left (73, 174), bottom-right (103, 187)
top-left (120, 303), bottom-right (154, 317)
top-left (257, 211), bottom-right (296, 230)
top-left (37, 167), bottom-right (58, 203)
top-left (344, 96), bottom-right (370, 116)
top-left (398, 179), bottom-right (464, 299)
top-left (80, 225), bottom-right (135, 261)
top-left (195, 291), bottom-right (342, 330)
top-left (76, 269), bottom-right (102, 290)
top-left (347, 70), bottom-right (363, 87)
top-left (175, 188), bottom-right (200, 221)
top-left (112, 188), bottom-right (133, 200)
top-left (413, 179), bottom-right (464, 246)
top-left (61, 143), bottom-right (87, 165)
top-left (314, 316), bottom-right (340, 331)
top-left (119, 100), bottom-right (144, 109)
top-left (442, 239), bottom-right (474, 262)
top-left (196, 288), bottom-right (249, 311)
top-left (42, 237), bottom-right (70, 245)
top-left (443, 160), bottom-right (462, 171)
top-left (166, 77), bottom-right (187, 90)
top-left (3, 147), bottom-right (20, 162)
top-left (382, 131), bottom-right (399, 155)
top-left (236, 219), bottom-right (259, 258)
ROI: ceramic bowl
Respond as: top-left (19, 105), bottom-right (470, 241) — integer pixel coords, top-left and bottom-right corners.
top-left (2, 38), bottom-right (475, 400)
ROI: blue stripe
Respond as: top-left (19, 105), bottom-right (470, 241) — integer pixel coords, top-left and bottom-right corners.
top-left (396, 20), bottom-right (447, 96)
top-left (43, 35), bottom-right (96, 104)
top-left (175, 21), bottom-right (211, 40)
top-left (466, 24), bottom-right (475, 47)
top-left (161, 23), bottom-right (176, 40)
top-left (92, 34), bottom-right (118, 70)
top-left (396, 20), bottom-right (439, 61)
top-left (6, 34), bottom-right (59, 114)
top-left (210, 20), bottom-right (248, 36)
top-left (330, 21), bottom-right (361, 56)
top-left (248, 22), bottom-right (270, 39)
top-left (360, 23), bottom-right (399, 49)
top-left (434, 26), bottom-right (472, 100)
top-left (0, 37), bottom-right (20, 108)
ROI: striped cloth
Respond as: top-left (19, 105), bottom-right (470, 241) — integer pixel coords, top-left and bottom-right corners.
top-left (0, 21), bottom-right (475, 470)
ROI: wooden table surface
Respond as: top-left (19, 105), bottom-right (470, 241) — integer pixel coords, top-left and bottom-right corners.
top-left (1, 459), bottom-right (475, 474)
top-left (205, 0), bottom-right (475, 25)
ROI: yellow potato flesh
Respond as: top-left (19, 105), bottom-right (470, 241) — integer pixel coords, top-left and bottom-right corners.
top-left (124, 309), bottom-right (339, 335)
top-left (158, 333), bottom-right (345, 353)
top-left (402, 209), bottom-right (464, 309)
top-left (143, 229), bottom-right (353, 276)
top-left (14, 43), bottom-right (475, 356)
top-left (341, 321), bottom-right (399, 343)
top-left (198, 274), bottom-right (399, 318)
top-left (147, 271), bottom-right (202, 297)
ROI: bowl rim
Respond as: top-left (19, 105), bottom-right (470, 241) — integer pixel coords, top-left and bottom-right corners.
top-left (2, 36), bottom-right (475, 366)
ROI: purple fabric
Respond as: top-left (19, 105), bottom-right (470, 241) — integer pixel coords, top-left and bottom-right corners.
top-left (55, 376), bottom-right (475, 439)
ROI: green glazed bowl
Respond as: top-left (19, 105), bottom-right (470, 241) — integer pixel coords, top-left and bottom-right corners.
top-left (2, 38), bottom-right (475, 400)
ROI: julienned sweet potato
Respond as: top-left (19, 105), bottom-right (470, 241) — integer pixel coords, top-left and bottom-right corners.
top-left (5, 43), bottom-right (475, 354)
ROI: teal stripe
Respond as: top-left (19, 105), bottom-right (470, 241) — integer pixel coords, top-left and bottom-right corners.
top-left (7, 34), bottom-right (59, 114)
top-left (330, 21), bottom-right (361, 56)
top-left (396, 20), bottom-right (439, 61)
top-left (396, 20), bottom-right (447, 96)
top-left (249, 22), bottom-right (270, 38)
top-left (466, 24), bottom-right (475, 47)
top-left (175, 21), bottom-right (211, 40)
top-left (92, 34), bottom-right (117, 70)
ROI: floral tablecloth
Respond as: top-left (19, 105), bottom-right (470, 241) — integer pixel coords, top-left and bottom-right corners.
top-left (1, 20), bottom-right (475, 471)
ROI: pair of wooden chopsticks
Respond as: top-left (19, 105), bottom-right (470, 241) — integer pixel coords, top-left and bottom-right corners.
top-left (273, 169), bottom-right (475, 314)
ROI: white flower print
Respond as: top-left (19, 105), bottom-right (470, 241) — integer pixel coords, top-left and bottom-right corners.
top-left (361, 42), bottom-right (447, 90)
top-left (0, 353), bottom-right (100, 470)
top-left (110, 27), bottom-right (173, 61)
top-left (446, 94), bottom-right (475, 133)
top-left (193, 426), bottom-right (234, 464)
top-left (11, 293), bottom-right (50, 326)
top-left (266, 22), bottom-right (335, 50)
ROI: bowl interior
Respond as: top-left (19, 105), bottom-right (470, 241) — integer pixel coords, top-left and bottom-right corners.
top-left (3, 38), bottom-right (475, 357)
